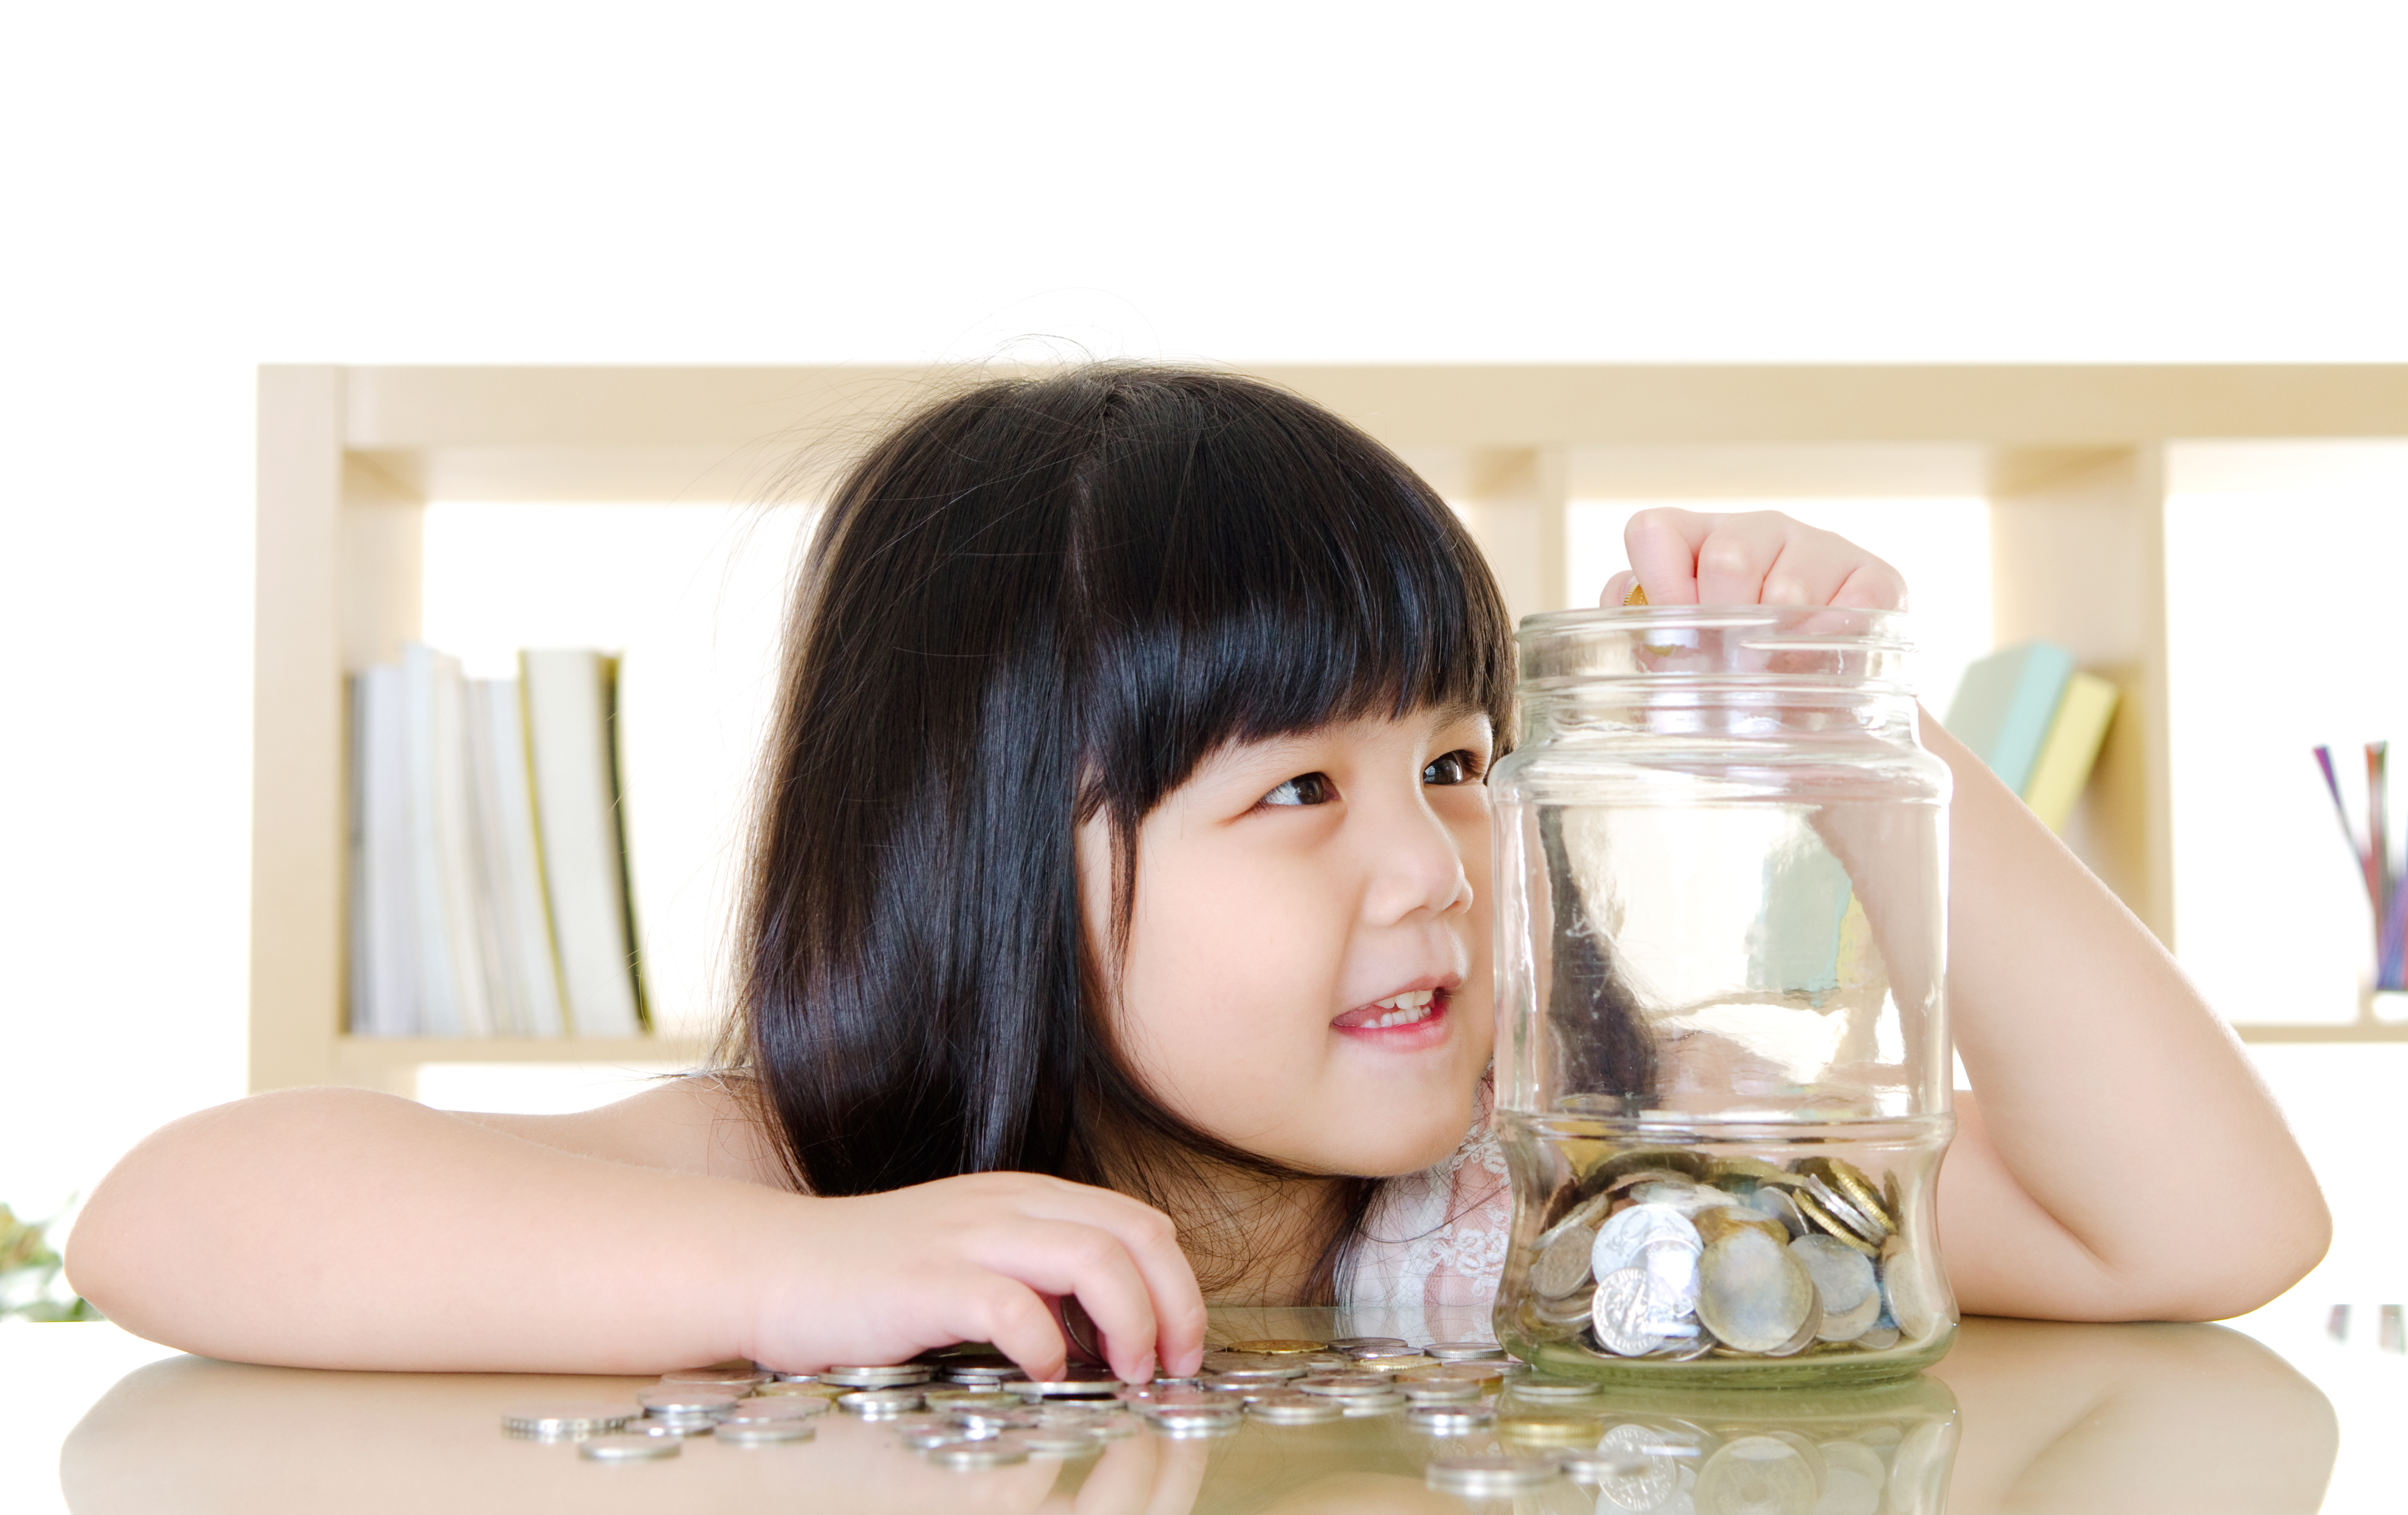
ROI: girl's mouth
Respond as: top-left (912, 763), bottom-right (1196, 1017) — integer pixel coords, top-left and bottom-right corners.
top-left (1331, 986), bottom-right (1452, 1041)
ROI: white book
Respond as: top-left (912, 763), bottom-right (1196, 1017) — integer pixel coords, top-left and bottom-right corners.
top-left (400, 646), bottom-right (469, 1036)
top-left (521, 649), bottom-right (646, 1037)
top-left (466, 678), bottom-right (567, 1038)
top-left (351, 666), bottom-right (417, 1036)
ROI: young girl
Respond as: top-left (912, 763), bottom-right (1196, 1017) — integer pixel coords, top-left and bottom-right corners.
top-left (66, 366), bottom-right (2327, 1384)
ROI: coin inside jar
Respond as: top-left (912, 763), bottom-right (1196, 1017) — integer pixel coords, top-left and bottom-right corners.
top-left (1694, 1230), bottom-right (1816, 1353)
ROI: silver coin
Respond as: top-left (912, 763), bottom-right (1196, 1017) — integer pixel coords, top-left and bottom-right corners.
top-left (1558, 1447), bottom-right (1650, 1484)
top-left (1009, 1365), bottom-right (1121, 1394)
top-left (1591, 1422), bottom-right (1683, 1510)
top-left (716, 1417), bottom-right (815, 1445)
top-left (578, 1433), bottom-right (680, 1462)
top-left (1424, 1341), bottom-right (1506, 1361)
top-left (1407, 1404), bottom-right (1495, 1433)
top-left (500, 1403), bottom-right (635, 1439)
top-left (1344, 1344), bottom-right (1425, 1361)
top-left (1511, 1374), bottom-right (1601, 1401)
top-left (1249, 1393), bottom-right (1344, 1424)
top-left (720, 1399), bottom-right (826, 1422)
top-left (1339, 1391), bottom-right (1407, 1415)
top-left (1425, 1455), bottom-right (1565, 1496)
top-left (1206, 1365), bottom-right (1304, 1384)
top-left (1695, 1231), bottom-right (1816, 1354)
top-left (1818, 1441), bottom-right (1887, 1515)
top-left (838, 1387), bottom-right (926, 1416)
top-left (900, 1425), bottom-right (979, 1451)
top-left (1017, 1427), bottom-right (1104, 1456)
top-left (1641, 1239), bottom-right (1704, 1319)
top-left (1747, 1186), bottom-right (1807, 1239)
top-left (1880, 1243), bottom-right (1942, 1341)
top-left (1397, 1378), bottom-right (1483, 1403)
top-left (1534, 1288), bottom-right (1595, 1328)
top-left (1141, 1404), bottom-right (1243, 1429)
top-left (1295, 1373), bottom-right (1403, 1399)
top-left (1790, 1233), bottom-right (1878, 1316)
top-left (924, 1390), bottom-right (1024, 1411)
top-left (930, 1436), bottom-right (1033, 1467)
top-left (1592, 1204), bottom-right (1702, 1279)
top-left (1696, 1435), bottom-right (1819, 1513)
top-left (822, 1364), bottom-right (933, 1387)
top-left (1590, 1266), bottom-right (1671, 1357)
top-left (634, 1385), bottom-right (738, 1414)
top-left (1856, 1323), bottom-right (1902, 1351)
top-left (1532, 1219), bottom-right (1601, 1297)
top-left (1326, 1336), bottom-right (1408, 1351)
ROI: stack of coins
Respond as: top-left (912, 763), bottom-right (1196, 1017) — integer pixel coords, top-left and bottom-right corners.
top-left (1514, 1149), bottom-right (1938, 1363)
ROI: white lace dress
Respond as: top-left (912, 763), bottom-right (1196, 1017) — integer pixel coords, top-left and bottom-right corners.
top-left (1334, 1084), bottom-right (1514, 1344)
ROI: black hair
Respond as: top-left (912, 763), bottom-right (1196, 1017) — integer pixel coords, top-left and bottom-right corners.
top-left (726, 364), bottom-right (1514, 1300)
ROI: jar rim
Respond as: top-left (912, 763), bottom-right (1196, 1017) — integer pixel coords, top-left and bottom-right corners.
top-left (1517, 604), bottom-right (1911, 647)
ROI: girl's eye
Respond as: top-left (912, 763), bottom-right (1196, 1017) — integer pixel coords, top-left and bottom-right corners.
top-left (1423, 750), bottom-right (1480, 786)
top-left (1260, 773), bottom-right (1333, 808)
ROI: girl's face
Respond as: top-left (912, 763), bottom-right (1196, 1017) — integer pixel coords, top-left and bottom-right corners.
top-left (1079, 705), bottom-right (1496, 1177)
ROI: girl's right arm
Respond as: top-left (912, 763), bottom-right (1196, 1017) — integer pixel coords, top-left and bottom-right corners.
top-left (64, 1080), bottom-right (1206, 1383)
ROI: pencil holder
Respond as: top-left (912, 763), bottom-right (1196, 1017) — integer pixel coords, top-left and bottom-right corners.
top-left (1491, 606), bottom-right (1957, 1386)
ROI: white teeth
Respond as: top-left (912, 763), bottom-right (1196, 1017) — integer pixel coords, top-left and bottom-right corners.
top-left (1361, 989), bottom-right (1438, 1029)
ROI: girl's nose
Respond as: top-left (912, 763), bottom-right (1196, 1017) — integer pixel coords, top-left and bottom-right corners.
top-left (1362, 796), bottom-right (1478, 925)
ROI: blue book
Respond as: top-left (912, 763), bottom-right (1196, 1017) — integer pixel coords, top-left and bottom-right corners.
top-left (1944, 642), bottom-right (2076, 796)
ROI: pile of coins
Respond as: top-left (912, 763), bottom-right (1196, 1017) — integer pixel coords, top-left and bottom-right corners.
top-left (1515, 1149), bottom-right (1943, 1362)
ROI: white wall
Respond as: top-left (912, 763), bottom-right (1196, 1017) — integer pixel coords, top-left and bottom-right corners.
top-left (7, 2), bottom-right (2408, 1232)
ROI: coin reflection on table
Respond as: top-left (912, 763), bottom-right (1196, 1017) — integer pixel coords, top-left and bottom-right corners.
top-left (55, 1311), bottom-right (2336, 1515)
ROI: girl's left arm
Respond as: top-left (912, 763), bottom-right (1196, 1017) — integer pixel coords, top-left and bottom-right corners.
top-left (1927, 713), bottom-right (2328, 1319)
top-left (1616, 506), bottom-right (2330, 1320)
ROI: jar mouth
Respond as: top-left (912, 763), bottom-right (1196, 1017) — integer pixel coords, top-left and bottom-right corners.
top-left (1517, 605), bottom-right (1916, 693)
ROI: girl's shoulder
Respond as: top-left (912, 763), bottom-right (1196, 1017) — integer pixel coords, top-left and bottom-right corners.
top-left (457, 1073), bottom-right (796, 1189)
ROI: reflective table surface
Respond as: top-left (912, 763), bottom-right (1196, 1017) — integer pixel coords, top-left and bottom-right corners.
top-left (10, 1300), bottom-right (2401, 1513)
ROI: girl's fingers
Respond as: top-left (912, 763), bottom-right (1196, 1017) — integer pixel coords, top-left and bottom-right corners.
top-left (1831, 558), bottom-right (1909, 610)
top-left (1598, 569), bottom-right (1639, 608)
top-left (955, 1273), bottom-right (1074, 1382)
top-left (1008, 1181), bottom-right (1206, 1376)
top-left (1692, 511), bottom-right (1791, 606)
top-left (1624, 507), bottom-right (1908, 611)
top-left (969, 1216), bottom-right (1168, 1384)
top-left (1623, 508), bottom-right (1715, 605)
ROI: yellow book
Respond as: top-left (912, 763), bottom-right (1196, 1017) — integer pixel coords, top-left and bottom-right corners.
top-left (2022, 672), bottom-right (2119, 832)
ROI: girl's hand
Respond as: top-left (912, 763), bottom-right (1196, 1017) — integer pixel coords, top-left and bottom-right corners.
top-left (749, 1172), bottom-right (1207, 1385)
top-left (1601, 507), bottom-right (1908, 610)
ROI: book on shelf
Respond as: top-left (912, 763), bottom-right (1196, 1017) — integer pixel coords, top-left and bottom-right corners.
top-left (1943, 641), bottom-right (2119, 833)
top-left (348, 644), bottom-right (649, 1039)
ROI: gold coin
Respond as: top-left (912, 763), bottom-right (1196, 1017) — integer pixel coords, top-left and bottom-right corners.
top-left (1705, 1155), bottom-right (1794, 1188)
top-left (1694, 1208), bottom-right (1791, 1248)
top-left (1792, 1191), bottom-right (1880, 1257)
top-left (1499, 1412), bottom-right (1606, 1447)
top-left (1228, 1339), bottom-right (1326, 1355)
top-left (1809, 1158), bottom-right (1897, 1236)
top-left (1623, 582), bottom-right (1649, 607)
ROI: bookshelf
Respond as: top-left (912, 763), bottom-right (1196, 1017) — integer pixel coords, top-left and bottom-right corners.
top-left (251, 363), bottom-right (2408, 1094)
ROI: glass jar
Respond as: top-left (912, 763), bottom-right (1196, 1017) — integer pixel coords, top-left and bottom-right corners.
top-left (1490, 605), bottom-right (1956, 1386)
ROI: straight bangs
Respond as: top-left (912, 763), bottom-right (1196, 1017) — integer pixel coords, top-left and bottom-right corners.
top-left (1063, 374), bottom-right (1516, 919)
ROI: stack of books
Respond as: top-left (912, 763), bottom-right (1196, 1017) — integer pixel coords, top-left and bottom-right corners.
top-left (348, 645), bottom-right (649, 1038)
top-left (1943, 642), bottom-right (2120, 831)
